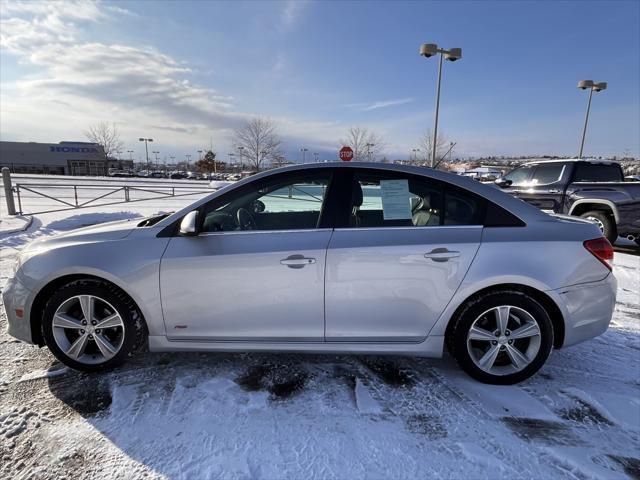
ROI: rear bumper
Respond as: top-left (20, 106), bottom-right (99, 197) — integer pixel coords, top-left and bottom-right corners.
top-left (2, 274), bottom-right (35, 344)
top-left (555, 273), bottom-right (617, 348)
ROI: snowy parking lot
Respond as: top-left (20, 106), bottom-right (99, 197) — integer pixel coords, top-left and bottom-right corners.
top-left (0, 179), bottom-right (639, 479)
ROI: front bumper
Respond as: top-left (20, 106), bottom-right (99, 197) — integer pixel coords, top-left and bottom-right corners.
top-left (2, 274), bottom-right (35, 344)
top-left (556, 273), bottom-right (617, 348)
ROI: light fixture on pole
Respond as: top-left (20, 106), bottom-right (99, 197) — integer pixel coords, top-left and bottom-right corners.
top-left (237, 146), bottom-right (244, 169)
top-left (197, 150), bottom-right (203, 160)
top-left (127, 150), bottom-right (134, 160)
top-left (366, 143), bottom-right (375, 162)
top-left (419, 43), bottom-right (462, 168)
top-left (411, 148), bottom-right (420, 163)
top-left (152, 150), bottom-right (160, 170)
top-left (300, 147), bottom-right (308, 164)
top-left (577, 80), bottom-right (607, 159)
top-left (138, 137), bottom-right (153, 169)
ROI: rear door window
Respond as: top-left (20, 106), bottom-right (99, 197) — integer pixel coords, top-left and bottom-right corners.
top-left (342, 169), bottom-right (487, 228)
top-left (530, 164), bottom-right (565, 185)
top-left (572, 163), bottom-right (623, 182)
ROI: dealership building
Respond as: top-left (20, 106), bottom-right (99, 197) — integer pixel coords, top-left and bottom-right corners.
top-left (0, 141), bottom-right (132, 176)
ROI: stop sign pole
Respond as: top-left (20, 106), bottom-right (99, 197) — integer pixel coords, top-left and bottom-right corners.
top-left (339, 146), bottom-right (354, 162)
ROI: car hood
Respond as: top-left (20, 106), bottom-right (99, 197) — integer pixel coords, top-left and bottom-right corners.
top-left (26, 217), bottom-right (140, 252)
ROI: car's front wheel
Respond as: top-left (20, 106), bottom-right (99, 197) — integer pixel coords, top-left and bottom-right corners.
top-left (42, 279), bottom-right (143, 372)
top-left (447, 290), bottom-right (554, 385)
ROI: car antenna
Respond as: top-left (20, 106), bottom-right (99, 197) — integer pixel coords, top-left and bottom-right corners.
top-left (432, 142), bottom-right (457, 170)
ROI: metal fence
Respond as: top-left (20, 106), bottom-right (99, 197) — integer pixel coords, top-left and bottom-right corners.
top-left (10, 181), bottom-right (212, 215)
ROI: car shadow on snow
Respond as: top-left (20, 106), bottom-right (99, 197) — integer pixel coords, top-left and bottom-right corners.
top-left (41, 343), bottom-right (640, 479)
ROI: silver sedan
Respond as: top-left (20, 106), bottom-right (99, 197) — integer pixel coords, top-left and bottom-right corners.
top-left (3, 163), bottom-right (617, 384)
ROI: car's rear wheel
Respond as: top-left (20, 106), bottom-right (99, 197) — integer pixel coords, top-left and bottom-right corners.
top-left (448, 290), bottom-right (554, 385)
top-left (580, 210), bottom-right (617, 244)
top-left (42, 280), bottom-right (143, 372)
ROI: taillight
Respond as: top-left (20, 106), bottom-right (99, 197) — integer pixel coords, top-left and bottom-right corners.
top-left (583, 237), bottom-right (614, 271)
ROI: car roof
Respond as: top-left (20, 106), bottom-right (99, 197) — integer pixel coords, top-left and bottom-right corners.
top-left (521, 158), bottom-right (619, 166)
top-left (157, 161), bottom-right (549, 228)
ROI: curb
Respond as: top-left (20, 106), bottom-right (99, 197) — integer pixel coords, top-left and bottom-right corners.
top-left (0, 215), bottom-right (33, 235)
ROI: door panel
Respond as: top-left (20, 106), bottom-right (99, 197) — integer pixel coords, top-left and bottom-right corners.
top-left (325, 227), bottom-right (481, 342)
top-left (160, 230), bottom-right (332, 341)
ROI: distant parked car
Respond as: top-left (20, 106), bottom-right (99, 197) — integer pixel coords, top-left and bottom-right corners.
top-left (208, 180), bottom-right (234, 189)
top-left (496, 159), bottom-right (640, 245)
top-left (625, 175), bottom-right (640, 182)
top-left (108, 170), bottom-right (134, 178)
top-left (4, 162), bottom-right (616, 384)
top-left (169, 171), bottom-right (187, 179)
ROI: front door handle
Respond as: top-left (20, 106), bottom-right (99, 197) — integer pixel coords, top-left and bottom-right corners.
top-left (280, 254), bottom-right (316, 269)
top-left (424, 248), bottom-right (460, 262)
top-left (547, 189), bottom-right (561, 194)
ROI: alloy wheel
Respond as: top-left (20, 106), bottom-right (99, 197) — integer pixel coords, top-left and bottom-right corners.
top-left (52, 295), bottom-right (125, 365)
top-left (466, 305), bottom-right (542, 376)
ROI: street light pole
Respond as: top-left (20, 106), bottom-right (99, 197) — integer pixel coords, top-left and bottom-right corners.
top-left (577, 80), bottom-right (607, 159)
top-left (185, 154), bottom-right (191, 171)
top-left (237, 146), bottom-right (244, 170)
top-left (419, 43), bottom-right (462, 168)
top-left (314, 152), bottom-right (319, 163)
top-left (366, 143), bottom-right (375, 162)
top-left (300, 147), bottom-right (308, 164)
top-left (138, 137), bottom-right (153, 170)
top-left (432, 52), bottom-right (444, 168)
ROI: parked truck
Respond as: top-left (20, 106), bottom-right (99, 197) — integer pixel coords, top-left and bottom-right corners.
top-left (495, 159), bottom-right (640, 245)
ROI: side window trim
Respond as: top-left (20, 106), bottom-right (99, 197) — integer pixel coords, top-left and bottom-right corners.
top-left (332, 168), bottom-right (488, 229)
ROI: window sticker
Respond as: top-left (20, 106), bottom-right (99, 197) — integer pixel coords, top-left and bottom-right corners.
top-left (380, 179), bottom-right (412, 220)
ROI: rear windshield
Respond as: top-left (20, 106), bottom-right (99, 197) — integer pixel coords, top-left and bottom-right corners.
top-left (572, 163), bottom-right (622, 182)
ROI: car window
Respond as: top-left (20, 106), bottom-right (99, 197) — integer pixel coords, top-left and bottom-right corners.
top-left (530, 164), bottom-right (565, 185)
top-left (502, 165), bottom-right (534, 186)
top-left (346, 171), bottom-right (486, 228)
top-left (201, 171), bottom-right (331, 232)
top-left (350, 172), bottom-right (442, 228)
top-left (572, 163), bottom-right (623, 182)
top-left (443, 188), bottom-right (485, 225)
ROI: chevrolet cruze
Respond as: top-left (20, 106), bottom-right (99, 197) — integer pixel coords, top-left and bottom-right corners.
top-left (3, 162), bottom-right (617, 384)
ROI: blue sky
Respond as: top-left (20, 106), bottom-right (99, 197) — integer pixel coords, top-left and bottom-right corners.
top-left (1, 0), bottom-right (638, 163)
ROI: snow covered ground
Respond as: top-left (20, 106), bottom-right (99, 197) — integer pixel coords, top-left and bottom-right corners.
top-left (0, 187), bottom-right (638, 479)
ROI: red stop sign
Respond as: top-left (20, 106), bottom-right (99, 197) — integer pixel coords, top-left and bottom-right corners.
top-left (340, 146), bottom-right (354, 162)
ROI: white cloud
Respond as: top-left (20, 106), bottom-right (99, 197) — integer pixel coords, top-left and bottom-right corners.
top-left (280, 0), bottom-right (309, 31)
top-left (345, 97), bottom-right (414, 111)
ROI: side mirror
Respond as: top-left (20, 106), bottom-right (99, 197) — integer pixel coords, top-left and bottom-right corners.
top-left (179, 210), bottom-right (199, 236)
top-left (494, 178), bottom-right (512, 188)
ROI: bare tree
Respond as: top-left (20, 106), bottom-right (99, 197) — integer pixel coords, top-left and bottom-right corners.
top-left (339, 126), bottom-right (385, 161)
top-left (85, 121), bottom-right (124, 160)
top-left (419, 128), bottom-right (449, 166)
top-left (233, 117), bottom-right (283, 172)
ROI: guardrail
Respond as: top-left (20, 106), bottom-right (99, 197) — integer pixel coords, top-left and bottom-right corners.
top-left (2, 168), bottom-right (212, 215)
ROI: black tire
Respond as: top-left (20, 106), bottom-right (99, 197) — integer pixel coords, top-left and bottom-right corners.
top-left (42, 279), bottom-right (144, 372)
top-left (579, 210), bottom-right (617, 244)
top-left (447, 290), bottom-right (554, 385)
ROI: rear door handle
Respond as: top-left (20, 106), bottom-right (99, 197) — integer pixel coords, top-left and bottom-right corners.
top-left (280, 254), bottom-right (316, 269)
top-left (548, 189), bottom-right (561, 194)
top-left (424, 248), bottom-right (460, 262)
